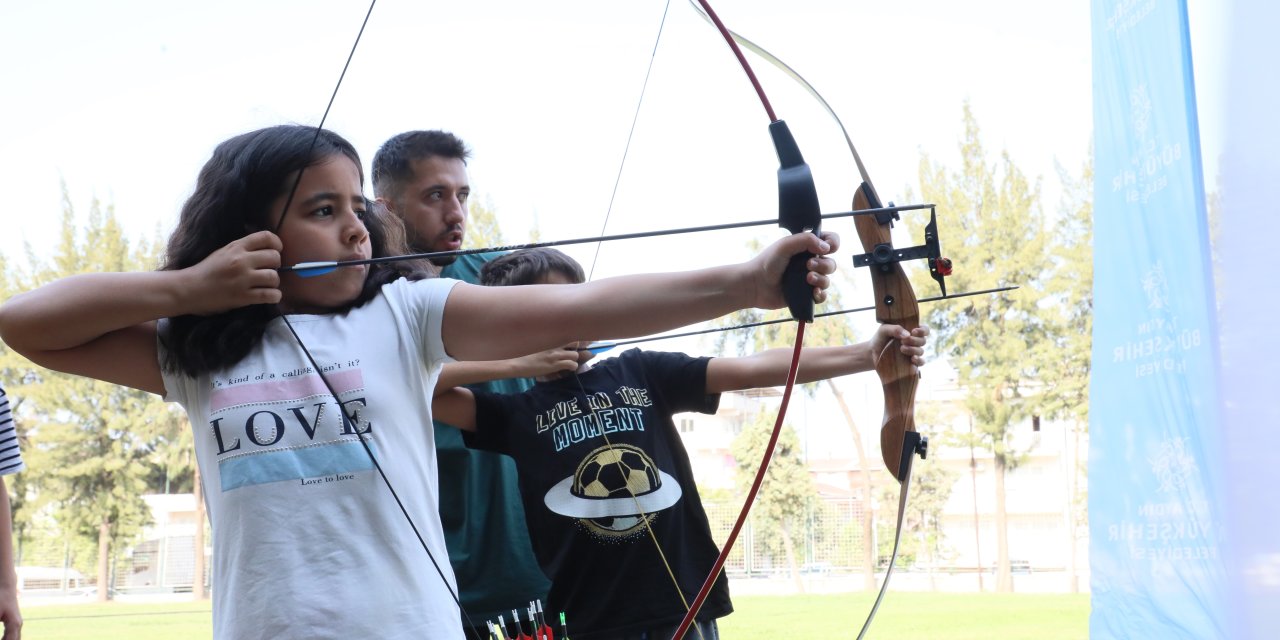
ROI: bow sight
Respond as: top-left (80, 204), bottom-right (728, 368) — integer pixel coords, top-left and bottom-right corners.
top-left (851, 199), bottom-right (953, 299)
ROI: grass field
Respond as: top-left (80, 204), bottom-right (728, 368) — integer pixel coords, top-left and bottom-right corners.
top-left (719, 593), bottom-right (1089, 639)
top-left (23, 592), bottom-right (1089, 639)
top-left (24, 601), bottom-right (213, 639)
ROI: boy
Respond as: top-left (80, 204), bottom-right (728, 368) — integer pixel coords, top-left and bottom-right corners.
top-left (433, 248), bottom-right (927, 639)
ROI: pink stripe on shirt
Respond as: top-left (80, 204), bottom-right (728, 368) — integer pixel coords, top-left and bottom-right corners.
top-left (210, 369), bottom-right (365, 412)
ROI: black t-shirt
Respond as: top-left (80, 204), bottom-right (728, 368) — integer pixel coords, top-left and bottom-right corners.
top-left (465, 349), bottom-right (733, 638)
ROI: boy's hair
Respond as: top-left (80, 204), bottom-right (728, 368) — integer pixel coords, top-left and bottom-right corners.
top-left (371, 130), bottom-right (471, 206)
top-left (480, 248), bottom-right (585, 287)
top-left (160, 125), bottom-right (431, 377)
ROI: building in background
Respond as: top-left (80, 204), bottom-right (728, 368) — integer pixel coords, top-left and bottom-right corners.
top-left (675, 373), bottom-right (1088, 593)
top-left (115, 494), bottom-right (206, 595)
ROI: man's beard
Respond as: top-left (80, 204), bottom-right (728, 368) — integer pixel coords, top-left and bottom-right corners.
top-left (414, 225), bottom-right (463, 266)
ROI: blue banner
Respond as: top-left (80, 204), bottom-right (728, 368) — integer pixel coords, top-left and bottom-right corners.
top-left (1089, 1), bottom-right (1227, 638)
top-left (1218, 1), bottom-right (1280, 637)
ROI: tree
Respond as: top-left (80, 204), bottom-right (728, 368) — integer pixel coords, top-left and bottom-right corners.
top-left (142, 394), bottom-right (209, 599)
top-left (464, 195), bottom-right (505, 248)
top-left (1038, 153), bottom-right (1094, 593)
top-left (875, 460), bottom-right (956, 584)
top-left (1, 189), bottom-right (173, 600)
top-left (730, 409), bottom-right (817, 593)
top-left (712, 281), bottom-right (881, 590)
top-left (909, 103), bottom-right (1052, 592)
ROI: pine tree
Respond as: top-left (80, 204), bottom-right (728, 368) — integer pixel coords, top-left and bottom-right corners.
top-left (1, 188), bottom-right (176, 600)
top-left (875, 460), bottom-right (956, 579)
top-left (1037, 153), bottom-right (1093, 593)
top-left (464, 195), bottom-right (506, 249)
top-left (730, 409), bottom-right (817, 593)
top-left (711, 281), bottom-right (880, 590)
top-left (907, 103), bottom-right (1051, 592)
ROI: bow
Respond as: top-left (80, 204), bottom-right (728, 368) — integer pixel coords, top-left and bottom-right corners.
top-left (282, 3), bottom-right (931, 637)
top-left (848, 158), bottom-right (938, 640)
top-left (668, 1), bottom-right (820, 638)
top-left (673, 4), bottom-right (956, 637)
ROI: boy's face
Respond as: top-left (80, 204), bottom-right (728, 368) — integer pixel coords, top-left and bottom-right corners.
top-left (540, 271), bottom-right (577, 286)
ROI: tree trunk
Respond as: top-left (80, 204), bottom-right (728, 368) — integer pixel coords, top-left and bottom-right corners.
top-left (994, 455), bottom-right (1012, 592)
top-left (968, 413), bottom-right (985, 591)
top-left (1068, 419), bottom-right (1083, 593)
top-left (781, 520), bottom-right (805, 594)
top-left (97, 519), bottom-right (111, 602)
top-left (194, 464), bottom-right (208, 600)
top-left (826, 380), bottom-right (877, 591)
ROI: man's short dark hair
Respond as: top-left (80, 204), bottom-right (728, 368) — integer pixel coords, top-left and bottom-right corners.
top-left (480, 248), bottom-right (586, 287)
top-left (371, 130), bottom-right (471, 203)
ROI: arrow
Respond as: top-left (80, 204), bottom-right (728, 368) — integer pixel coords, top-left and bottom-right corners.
top-left (583, 285), bottom-right (1018, 354)
top-left (284, 203), bottom-right (936, 277)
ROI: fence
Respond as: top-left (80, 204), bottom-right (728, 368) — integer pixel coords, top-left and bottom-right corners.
top-left (17, 526), bottom-right (209, 598)
top-left (703, 496), bottom-right (870, 577)
top-left (20, 495), bottom-right (867, 598)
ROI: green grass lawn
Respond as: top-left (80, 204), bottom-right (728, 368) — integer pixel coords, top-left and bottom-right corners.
top-left (720, 593), bottom-right (1089, 640)
top-left (22, 592), bottom-right (1088, 639)
top-left (23, 601), bottom-right (213, 639)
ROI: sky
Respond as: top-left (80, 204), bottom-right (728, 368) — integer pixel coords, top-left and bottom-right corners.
top-left (0, 0), bottom-right (1226, 456)
top-left (0, 0), bottom-right (1104, 263)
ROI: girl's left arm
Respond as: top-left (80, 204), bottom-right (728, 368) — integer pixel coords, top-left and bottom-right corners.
top-left (441, 231), bottom-right (839, 362)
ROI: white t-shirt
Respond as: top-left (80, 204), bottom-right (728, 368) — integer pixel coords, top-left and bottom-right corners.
top-left (162, 278), bottom-right (463, 640)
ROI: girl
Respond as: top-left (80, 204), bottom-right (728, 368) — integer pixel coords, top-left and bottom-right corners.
top-left (0, 125), bottom-right (838, 640)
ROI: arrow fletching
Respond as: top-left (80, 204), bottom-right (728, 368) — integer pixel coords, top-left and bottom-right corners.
top-left (289, 261), bottom-right (339, 277)
top-left (585, 342), bottom-right (617, 355)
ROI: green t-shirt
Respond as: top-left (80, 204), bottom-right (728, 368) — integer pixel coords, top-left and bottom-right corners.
top-left (437, 252), bottom-right (550, 627)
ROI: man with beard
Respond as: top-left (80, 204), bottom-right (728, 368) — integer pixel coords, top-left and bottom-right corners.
top-left (373, 131), bottom-right (573, 634)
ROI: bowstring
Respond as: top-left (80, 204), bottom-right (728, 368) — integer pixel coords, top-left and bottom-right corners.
top-left (585, 0), bottom-right (674, 283)
top-left (267, 0), bottom-right (478, 635)
top-left (564, 0), bottom-right (707, 632)
top-left (669, 2), bottom-right (814, 638)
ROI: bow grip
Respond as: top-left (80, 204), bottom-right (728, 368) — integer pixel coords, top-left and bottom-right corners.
top-left (770, 120), bottom-right (822, 322)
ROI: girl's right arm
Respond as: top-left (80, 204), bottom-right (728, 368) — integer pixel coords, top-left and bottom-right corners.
top-left (0, 232), bottom-right (283, 394)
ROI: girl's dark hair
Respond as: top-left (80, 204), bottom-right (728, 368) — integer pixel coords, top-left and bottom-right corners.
top-left (160, 125), bottom-right (432, 376)
top-left (479, 248), bottom-right (585, 287)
